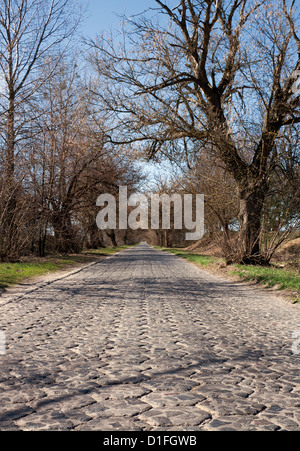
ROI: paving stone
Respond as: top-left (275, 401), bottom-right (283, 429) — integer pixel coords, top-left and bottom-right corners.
top-left (0, 244), bottom-right (300, 431)
top-left (142, 391), bottom-right (205, 408)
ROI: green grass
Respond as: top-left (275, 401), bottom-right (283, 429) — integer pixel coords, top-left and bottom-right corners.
top-left (0, 259), bottom-right (77, 289)
top-left (157, 246), bottom-right (300, 301)
top-left (0, 245), bottom-right (134, 289)
top-left (82, 245), bottom-right (134, 256)
top-left (232, 265), bottom-right (300, 292)
top-left (156, 247), bottom-right (220, 266)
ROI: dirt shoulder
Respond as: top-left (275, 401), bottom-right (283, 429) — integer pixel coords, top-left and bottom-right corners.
top-left (160, 240), bottom-right (300, 304)
top-left (0, 253), bottom-right (108, 300)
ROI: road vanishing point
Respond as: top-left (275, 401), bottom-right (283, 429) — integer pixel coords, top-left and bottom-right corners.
top-left (0, 244), bottom-right (300, 431)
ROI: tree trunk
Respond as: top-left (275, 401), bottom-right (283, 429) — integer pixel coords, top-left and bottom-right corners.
top-left (107, 230), bottom-right (118, 247)
top-left (6, 93), bottom-right (15, 184)
top-left (39, 232), bottom-right (47, 257)
top-left (2, 84), bottom-right (17, 259)
top-left (86, 223), bottom-right (105, 249)
top-left (53, 214), bottom-right (79, 254)
top-left (238, 182), bottom-right (268, 265)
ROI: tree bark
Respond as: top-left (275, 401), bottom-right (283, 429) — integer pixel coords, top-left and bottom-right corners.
top-left (6, 92), bottom-right (15, 184)
top-left (238, 182), bottom-right (268, 265)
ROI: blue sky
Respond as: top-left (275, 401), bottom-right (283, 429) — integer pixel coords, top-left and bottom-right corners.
top-left (78, 0), bottom-right (175, 185)
top-left (80, 0), bottom-right (155, 38)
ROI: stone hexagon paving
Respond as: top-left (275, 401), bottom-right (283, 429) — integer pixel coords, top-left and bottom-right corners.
top-left (0, 244), bottom-right (299, 431)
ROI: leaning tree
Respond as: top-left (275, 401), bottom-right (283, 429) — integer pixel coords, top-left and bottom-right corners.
top-left (90, 0), bottom-right (300, 264)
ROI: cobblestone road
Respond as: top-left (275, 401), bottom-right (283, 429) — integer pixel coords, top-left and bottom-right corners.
top-left (0, 244), bottom-right (300, 431)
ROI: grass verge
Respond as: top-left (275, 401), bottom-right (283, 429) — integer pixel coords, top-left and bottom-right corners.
top-left (0, 258), bottom-right (79, 289)
top-left (0, 245), bottom-right (133, 290)
top-left (232, 265), bottom-right (300, 293)
top-left (155, 247), bottom-right (220, 266)
top-left (82, 245), bottom-right (134, 256)
top-left (157, 246), bottom-right (300, 302)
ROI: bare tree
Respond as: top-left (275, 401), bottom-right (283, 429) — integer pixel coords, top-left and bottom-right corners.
top-left (90, 0), bottom-right (300, 264)
top-left (0, 0), bottom-right (78, 181)
top-left (25, 56), bottom-right (144, 255)
top-left (0, 0), bottom-right (79, 259)
top-left (26, 57), bottom-right (104, 254)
